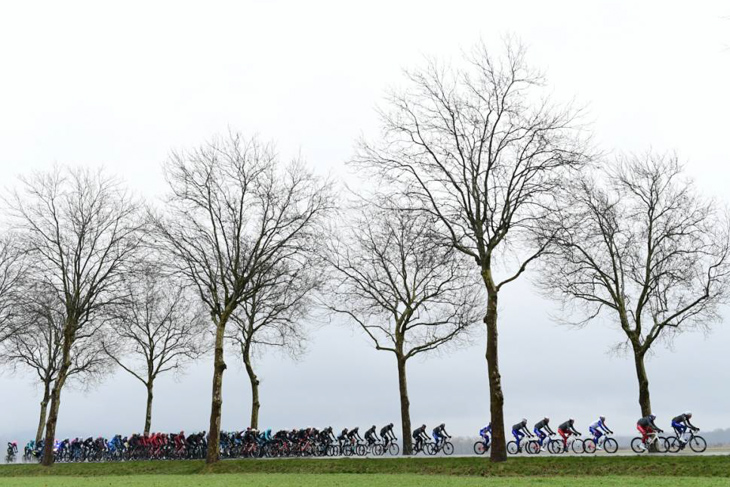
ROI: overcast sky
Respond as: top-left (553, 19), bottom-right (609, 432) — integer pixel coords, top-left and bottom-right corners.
top-left (0, 1), bottom-right (729, 444)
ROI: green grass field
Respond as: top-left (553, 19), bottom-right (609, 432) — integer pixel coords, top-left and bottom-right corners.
top-left (1, 456), bottom-right (729, 486)
top-left (0, 474), bottom-right (728, 487)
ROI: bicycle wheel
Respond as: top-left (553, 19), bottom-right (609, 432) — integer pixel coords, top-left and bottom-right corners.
top-left (525, 441), bottom-right (539, 455)
top-left (507, 441), bottom-right (519, 455)
top-left (583, 439), bottom-right (596, 454)
top-left (666, 437), bottom-right (681, 453)
top-left (343, 445), bottom-right (353, 457)
top-left (630, 437), bottom-right (645, 453)
top-left (372, 444), bottom-right (384, 456)
top-left (690, 436), bottom-right (707, 453)
top-left (571, 439), bottom-right (585, 454)
top-left (474, 441), bottom-right (487, 455)
top-left (656, 437), bottom-right (669, 453)
top-left (548, 439), bottom-right (562, 455)
top-left (425, 443), bottom-right (436, 455)
top-left (356, 444), bottom-right (366, 456)
top-left (442, 442), bottom-right (454, 456)
top-left (603, 438), bottom-right (619, 454)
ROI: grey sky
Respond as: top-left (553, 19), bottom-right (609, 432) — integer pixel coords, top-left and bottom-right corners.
top-left (0, 1), bottom-right (728, 443)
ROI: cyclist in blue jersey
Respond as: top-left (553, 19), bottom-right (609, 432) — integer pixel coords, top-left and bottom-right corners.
top-left (512, 419), bottom-right (533, 449)
top-left (588, 416), bottom-right (613, 449)
top-left (479, 423), bottom-right (492, 448)
top-left (671, 412), bottom-right (698, 447)
top-left (534, 417), bottom-right (555, 451)
top-left (432, 423), bottom-right (450, 449)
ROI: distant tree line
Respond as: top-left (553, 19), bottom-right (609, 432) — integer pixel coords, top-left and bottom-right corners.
top-left (0, 40), bottom-right (728, 465)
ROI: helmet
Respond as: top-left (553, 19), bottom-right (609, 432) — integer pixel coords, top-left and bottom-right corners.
top-left (599, 415), bottom-right (606, 421)
top-left (544, 417), bottom-right (549, 421)
top-left (372, 425), bottom-right (376, 429)
top-left (569, 418), bottom-right (575, 422)
top-left (649, 414), bottom-right (656, 420)
top-left (389, 423), bottom-right (394, 427)
top-left (685, 411), bottom-right (692, 417)
top-left (522, 418), bottom-right (527, 423)
top-left (422, 424), bottom-right (426, 429)
top-left (440, 423), bottom-right (445, 428)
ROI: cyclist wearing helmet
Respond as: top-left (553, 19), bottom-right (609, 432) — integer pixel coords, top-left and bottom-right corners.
top-left (364, 425), bottom-right (379, 445)
top-left (412, 424), bottom-right (429, 452)
top-left (337, 428), bottom-right (349, 447)
top-left (479, 422), bottom-right (492, 447)
top-left (557, 419), bottom-right (581, 451)
top-left (534, 417), bottom-right (555, 451)
top-left (347, 427), bottom-right (363, 445)
top-left (380, 423), bottom-right (396, 445)
top-left (637, 414), bottom-right (663, 445)
top-left (511, 419), bottom-right (532, 449)
top-left (588, 416), bottom-right (613, 449)
top-left (432, 423), bottom-right (450, 448)
top-left (671, 412), bottom-right (698, 445)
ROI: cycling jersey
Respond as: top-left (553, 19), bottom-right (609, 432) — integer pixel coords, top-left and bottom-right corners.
top-left (672, 414), bottom-right (695, 427)
top-left (512, 421), bottom-right (529, 434)
top-left (637, 416), bottom-right (659, 430)
top-left (589, 419), bottom-right (610, 432)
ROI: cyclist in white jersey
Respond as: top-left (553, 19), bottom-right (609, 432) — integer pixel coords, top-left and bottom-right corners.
top-left (588, 416), bottom-right (613, 449)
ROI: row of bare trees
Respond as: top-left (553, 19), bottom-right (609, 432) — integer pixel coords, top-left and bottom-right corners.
top-left (0, 41), bottom-right (728, 465)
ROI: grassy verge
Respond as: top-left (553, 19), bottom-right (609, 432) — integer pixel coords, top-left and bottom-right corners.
top-left (0, 456), bottom-right (729, 478)
top-left (0, 473), bottom-right (728, 487)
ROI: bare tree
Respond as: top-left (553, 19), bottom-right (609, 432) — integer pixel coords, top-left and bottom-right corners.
top-left (324, 200), bottom-right (481, 455)
top-left (229, 257), bottom-right (321, 429)
top-left (539, 153), bottom-right (730, 417)
top-left (7, 166), bottom-right (143, 465)
top-left (151, 132), bottom-right (334, 463)
top-left (0, 235), bottom-right (26, 344)
top-left (354, 41), bottom-right (590, 461)
top-left (1, 283), bottom-right (109, 444)
top-left (102, 263), bottom-right (207, 435)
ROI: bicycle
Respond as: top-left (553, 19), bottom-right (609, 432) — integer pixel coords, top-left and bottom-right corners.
top-left (429, 436), bottom-right (454, 456)
top-left (526, 433), bottom-right (563, 454)
top-left (631, 430), bottom-right (669, 453)
top-left (583, 433), bottom-right (619, 454)
top-left (377, 437), bottom-right (400, 456)
top-left (473, 436), bottom-right (491, 455)
top-left (507, 435), bottom-right (534, 455)
top-left (555, 433), bottom-right (585, 454)
top-left (667, 428), bottom-right (706, 453)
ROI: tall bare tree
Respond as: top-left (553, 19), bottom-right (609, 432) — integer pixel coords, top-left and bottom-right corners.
top-left (8, 166), bottom-right (143, 465)
top-left (354, 41), bottom-right (590, 461)
top-left (1, 283), bottom-right (109, 444)
top-left (325, 201), bottom-right (481, 454)
top-left (102, 263), bottom-right (207, 434)
top-left (151, 133), bottom-right (334, 463)
top-left (229, 257), bottom-right (321, 429)
top-left (539, 153), bottom-right (730, 417)
top-left (0, 235), bottom-right (26, 344)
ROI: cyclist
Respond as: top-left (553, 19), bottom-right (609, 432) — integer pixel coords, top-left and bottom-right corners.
top-left (380, 423), bottom-right (396, 446)
top-left (412, 424), bottom-right (429, 452)
top-left (671, 411), bottom-right (698, 447)
top-left (534, 417), bottom-right (555, 451)
top-left (364, 425), bottom-right (379, 446)
top-left (347, 426), bottom-right (363, 446)
top-left (479, 423), bottom-right (492, 449)
top-left (432, 423), bottom-right (450, 449)
top-left (588, 416), bottom-right (613, 449)
top-left (337, 428), bottom-right (349, 448)
top-left (512, 419), bottom-right (532, 450)
top-left (557, 419), bottom-right (581, 452)
top-left (636, 414), bottom-right (663, 449)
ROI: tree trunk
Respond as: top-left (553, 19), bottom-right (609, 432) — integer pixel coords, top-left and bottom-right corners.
top-left (206, 316), bottom-right (228, 464)
top-left (485, 287), bottom-right (506, 462)
top-left (633, 347), bottom-right (652, 417)
top-left (41, 324), bottom-right (74, 466)
top-left (396, 355), bottom-right (412, 455)
top-left (242, 341), bottom-right (260, 429)
top-left (35, 381), bottom-right (51, 444)
top-left (144, 382), bottom-right (154, 435)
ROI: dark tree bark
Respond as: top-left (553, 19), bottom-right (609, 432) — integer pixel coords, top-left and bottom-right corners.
top-left (35, 382), bottom-right (51, 445)
top-left (354, 41), bottom-right (589, 461)
top-left (241, 341), bottom-right (260, 429)
top-left (395, 355), bottom-right (412, 454)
